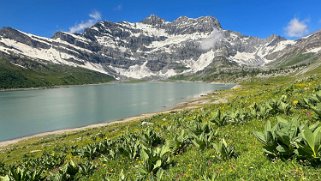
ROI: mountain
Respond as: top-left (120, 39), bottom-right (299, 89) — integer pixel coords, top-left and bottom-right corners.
top-left (0, 15), bottom-right (321, 83)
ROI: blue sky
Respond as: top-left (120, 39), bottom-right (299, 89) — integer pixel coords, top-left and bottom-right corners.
top-left (0, 0), bottom-right (320, 39)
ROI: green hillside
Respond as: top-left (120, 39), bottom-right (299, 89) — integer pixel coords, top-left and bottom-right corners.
top-left (0, 58), bottom-right (114, 89)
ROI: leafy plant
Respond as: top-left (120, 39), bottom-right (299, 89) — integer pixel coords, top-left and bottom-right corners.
top-left (4, 167), bottom-right (45, 181)
top-left (298, 91), bottom-right (321, 112)
top-left (73, 139), bottom-right (116, 160)
top-left (96, 140), bottom-right (116, 159)
top-left (139, 145), bottom-right (172, 178)
top-left (213, 139), bottom-right (238, 161)
top-left (251, 103), bottom-right (271, 120)
top-left (250, 102), bottom-right (260, 118)
top-left (210, 110), bottom-right (229, 126)
top-left (266, 99), bottom-right (280, 115)
top-left (308, 103), bottom-right (321, 120)
top-left (296, 125), bottom-right (321, 164)
top-left (298, 97), bottom-right (321, 120)
top-left (75, 144), bottom-right (99, 159)
top-left (22, 152), bottom-right (65, 170)
top-left (118, 134), bottom-right (141, 160)
top-left (140, 129), bottom-right (164, 147)
top-left (253, 118), bottom-right (301, 159)
top-left (188, 122), bottom-right (218, 150)
top-left (229, 110), bottom-right (250, 124)
top-left (190, 122), bottom-right (213, 136)
top-left (78, 161), bottom-right (96, 176)
top-left (0, 161), bottom-right (7, 176)
top-left (169, 130), bottom-right (190, 155)
top-left (278, 102), bottom-right (292, 115)
top-left (51, 160), bottom-right (79, 181)
top-left (191, 130), bottom-right (217, 150)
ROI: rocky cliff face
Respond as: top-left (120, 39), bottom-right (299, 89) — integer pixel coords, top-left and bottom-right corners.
top-left (0, 15), bottom-right (320, 80)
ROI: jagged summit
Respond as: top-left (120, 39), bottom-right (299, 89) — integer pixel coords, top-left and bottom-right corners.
top-left (266, 34), bottom-right (285, 41)
top-left (140, 15), bottom-right (222, 33)
top-left (266, 34), bottom-right (286, 47)
top-left (142, 14), bottom-right (166, 26)
top-left (196, 16), bottom-right (222, 29)
top-left (173, 16), bottom-right (190, 22)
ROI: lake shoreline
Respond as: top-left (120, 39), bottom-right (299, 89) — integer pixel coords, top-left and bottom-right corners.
top-left (0, 84), bottom-right (238, 148)
top-left (0, 81), bottom-right (121, 92)
top-left (0, 80), bottom-right (234, 92)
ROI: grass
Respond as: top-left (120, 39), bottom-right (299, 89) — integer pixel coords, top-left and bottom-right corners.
top-left (2, 66), bottom-right (321, 180)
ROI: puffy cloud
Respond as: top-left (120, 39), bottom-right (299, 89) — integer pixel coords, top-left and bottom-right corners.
top-left (200, 28), bottom-right (224, 50)
top-left (285, 18), bottom-right (309, 38)
top-left (68, 11), bottom-right (102, 33)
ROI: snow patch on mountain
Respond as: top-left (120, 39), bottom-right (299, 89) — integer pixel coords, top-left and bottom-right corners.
top-left (110, 62), bottom-right (176, 79)
top-left (273, 40), bottom-right (295, 52)
top-left (0, 37), bottom-right (111, 74)
top-left (0, 38), bottom-right (77, 65)
top-left (306, 47), bottom-right (321, 53)
top-left (233, 51), bottom-right (256, 64)
top-left (183, 50), bottom-right (216, 73)
top-left (134, 23), bottom-right (168, 37)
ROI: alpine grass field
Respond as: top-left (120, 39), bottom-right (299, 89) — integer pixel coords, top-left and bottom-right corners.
top-left (1, 63), bottom-right (321, 180)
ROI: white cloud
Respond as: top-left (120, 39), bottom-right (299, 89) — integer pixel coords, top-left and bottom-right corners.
top-left (285, 18), bottom-right (309, 38)
top-left (89, 11), bottom-right (101, 20)
top-left (199, 28), bottom-right (224, 50)
top-left (68, 11), bottom-right (102, 33)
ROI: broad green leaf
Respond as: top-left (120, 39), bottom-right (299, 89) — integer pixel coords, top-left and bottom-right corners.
top-left (156, 169), bottom-right (164, 181)
top-left (276, 145), bottom-right (287, 153)
top-left (302, 127), bottom-right (316, 157)
top-left (153, 160), bottom-right (162, 170)
top-left (313, 127), bottom-right (321, 151)
top-left (253, 132), bottom-right (266, 144)
top-left (141, 149), bottom-right (149, 161)
top-left (0, 175), bottom-right (10, 181)
top-left (222, 139), bottom-right (227, 147)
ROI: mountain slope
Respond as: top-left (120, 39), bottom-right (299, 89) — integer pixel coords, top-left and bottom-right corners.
top-left (0, 15), bottom-right (321, 82)
top-left (0, 56), bottom-right (114, 89)
top-left (267, 31), bottom-right (321, 68)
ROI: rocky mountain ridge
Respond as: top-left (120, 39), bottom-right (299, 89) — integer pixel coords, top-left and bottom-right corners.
top-left (0, 15), bottom-right (320, 80)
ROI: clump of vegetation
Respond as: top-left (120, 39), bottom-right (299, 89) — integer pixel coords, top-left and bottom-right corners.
top-left (139, 144), bottom-right (172, 179)
top-left (253, 118), bottom-right (301, 159)
top-left (213, 139), bottom-right (238, 161)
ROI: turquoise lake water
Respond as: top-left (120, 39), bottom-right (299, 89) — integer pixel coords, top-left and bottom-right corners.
top-left (0, 82), bottom-right (234, 141)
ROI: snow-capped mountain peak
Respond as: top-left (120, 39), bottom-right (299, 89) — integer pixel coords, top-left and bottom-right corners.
top-left (1, 15), bottom-right (321, 80)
